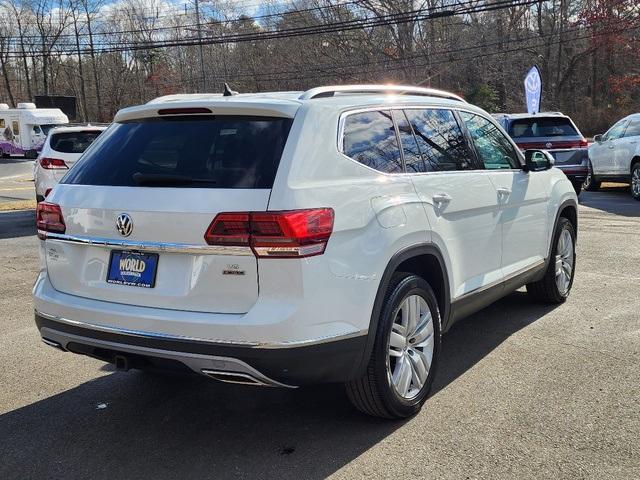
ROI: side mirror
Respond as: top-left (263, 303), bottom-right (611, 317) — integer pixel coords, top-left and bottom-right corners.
top-left (593, 134), bottom-right (603, 143)
top-left (524, 149), bottom-right (554, 172)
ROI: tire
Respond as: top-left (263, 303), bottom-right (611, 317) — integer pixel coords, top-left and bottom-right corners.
top-left (527, 217), bottom-right (576, 304)
top-left (346, 273), bottom-right (441, 419)
top-left (583, 162), bottom-right (600, 191)
top-left (631, 163), bottom-right (640, 201)
top-left (571, 181), bottom-right (582, 197)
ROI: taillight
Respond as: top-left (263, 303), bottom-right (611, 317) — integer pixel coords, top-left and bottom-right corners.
top-left (517, 140), bottom-right (588, 150)
top-left (36, 202), bottom-right (66, 239)
top-left (39, 157), bottom-right (68, 169)
top-left (205, 213), bottom-right (251, 246)
top-left (204, 208), bottom-right (334, 258)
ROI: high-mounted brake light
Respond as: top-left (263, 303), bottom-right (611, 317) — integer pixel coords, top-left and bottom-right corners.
top-left (39, 157), bottom-right (68, 169)
top-left (204, 209), bottom-right (334, 258)
top-left (36, 202), bottom-right (65, 239)
top-left (157, 107), bottom-right (212, 115)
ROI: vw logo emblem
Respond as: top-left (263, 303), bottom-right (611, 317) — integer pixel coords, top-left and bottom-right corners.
top-left (545, 142), bottom-right (553, 149)
top-left (115, 213), bottom-right (133, 237)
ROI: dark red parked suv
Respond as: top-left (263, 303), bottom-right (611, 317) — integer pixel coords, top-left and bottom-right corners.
top-left (494, 112), bottom-right (588, 196)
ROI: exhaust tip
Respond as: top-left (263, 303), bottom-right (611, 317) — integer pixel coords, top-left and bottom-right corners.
top-left (201, 369), bottom-right (269, 387)
top-left (42, 338), bottom-right (65, 351)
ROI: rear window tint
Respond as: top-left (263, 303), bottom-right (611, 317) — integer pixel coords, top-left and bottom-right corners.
top-left (509, 118), bottom-right (578, 138)
top-left (50, 131), bottom-right (102, 153)
top-left (62, 116), bottom-right (292, 188)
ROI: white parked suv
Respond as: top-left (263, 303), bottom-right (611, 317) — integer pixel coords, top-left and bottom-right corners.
top-left (34, 125), bottom-right (106, 202)
top-left (586, 113), bottom-right (640, 200)
top-left (34, 85), bottom-right (578, 418)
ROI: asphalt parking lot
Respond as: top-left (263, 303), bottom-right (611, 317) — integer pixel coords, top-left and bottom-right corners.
top-left (0, 187), bottom-right (638, 479)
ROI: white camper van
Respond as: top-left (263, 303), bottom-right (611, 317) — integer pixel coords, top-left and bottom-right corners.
top-left (0, 103), bottom-right (68, 158)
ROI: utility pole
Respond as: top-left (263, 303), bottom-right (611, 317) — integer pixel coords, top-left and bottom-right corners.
top-left (194, 0), bottom-right (207, 92)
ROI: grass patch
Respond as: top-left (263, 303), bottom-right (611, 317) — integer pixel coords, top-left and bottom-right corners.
top-left (0, 199), bottom-right (36, 211)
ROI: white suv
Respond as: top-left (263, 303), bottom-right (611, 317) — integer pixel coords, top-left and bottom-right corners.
top-left (586, 114), bottom-right (640, 200)
top-left (33, 85), bottom-right (578, 418)
top-left (34, 125), bottom-right (106, 202)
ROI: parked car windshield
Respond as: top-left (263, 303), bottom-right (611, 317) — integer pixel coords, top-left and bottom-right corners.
top-left (41, 124), bottom-right (60, 135)
top-left (50, 130), bottom-right (103, 154)
top-left (509, 117), bottom-right (578, 138)
top-left (62, 116), bottom-right (293, 189)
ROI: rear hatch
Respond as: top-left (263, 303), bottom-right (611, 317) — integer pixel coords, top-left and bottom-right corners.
top-left (44, 114), bottom-right (293, 314)
top-left (508, 116), bottom-right (587, 166)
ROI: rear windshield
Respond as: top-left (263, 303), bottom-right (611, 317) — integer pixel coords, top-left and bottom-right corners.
top-left (509, 118), bottom-right (578, 138)
top-left (62, 116), bottom-right (293, 188)
top-left (50, 131), bottom-right (102, 153)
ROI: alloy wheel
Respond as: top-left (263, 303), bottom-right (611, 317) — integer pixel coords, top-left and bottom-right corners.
top-left (387, 294), bottom-right (435, 400)
top-left (555, 228), bottom-right (574, 295)
top-left (632, 167), bottom-right (640, 198)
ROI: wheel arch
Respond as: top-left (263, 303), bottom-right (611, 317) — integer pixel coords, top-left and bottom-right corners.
top-left (548, 199), bottom-right (578, 260)
top-left (354, 243), bottom-right (451, 378)
top-left (559, 202), bottom-right (578, 238)
top-left (631, 156), bottom-right (640, 174)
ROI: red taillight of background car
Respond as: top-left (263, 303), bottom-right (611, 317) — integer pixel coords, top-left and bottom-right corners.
top-left (204, 208), bottom-right (334, 258)
top-left (39, 157), bottom-right (68, 169)
top-left (517, 139), bottom-right (588, 150)
top-left (36, 202), bottom-right (66, 239)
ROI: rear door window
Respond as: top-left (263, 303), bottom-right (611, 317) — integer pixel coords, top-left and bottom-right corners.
top-left (63, 116), bottom-right (293, 189)
top-left (342, 110), bottom-right (403, 173)
top-left (404, 109), bottom-right (473, 171)
top-left (509, 117), bottom-right (578, 138)
top-left (50, 131), bottom-right (102, 153)
top-left (392, 110), bottom-right (425, 173)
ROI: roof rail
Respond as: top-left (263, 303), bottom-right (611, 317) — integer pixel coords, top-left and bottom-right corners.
top-left (299, 84), bottom-right (466, 102)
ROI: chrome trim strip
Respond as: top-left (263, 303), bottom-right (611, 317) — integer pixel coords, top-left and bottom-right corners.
top-left (35, 310), bottom-right (367, 349)
top-left (453, 259), bottom-right (546, 302)
top-left (41, 338), bottom-right (63, 349)
top-left (201, 369), bottom-right (272, 387)
top-left (41, 232), bottom-right (253, 256)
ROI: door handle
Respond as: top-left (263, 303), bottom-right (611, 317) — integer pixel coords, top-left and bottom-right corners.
top-left (497, 187), bottom-right (511, 200)
top-left (432, 193), bottom-right (452, 206)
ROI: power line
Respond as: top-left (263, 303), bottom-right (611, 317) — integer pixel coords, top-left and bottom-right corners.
top-left (223, 21), bottom-right (640, 84)
top-left (213, 17), bottom-right (640, 82)
top-left (0, 0), bottom-right (365, 41)
top-left (0, 0), bottom-right (542, 57)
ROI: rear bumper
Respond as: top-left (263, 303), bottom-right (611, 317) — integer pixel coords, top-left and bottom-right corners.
top-left (35, 311), bottom-right (367, 386)
top-left (557, 165), bottom-right (588, 183)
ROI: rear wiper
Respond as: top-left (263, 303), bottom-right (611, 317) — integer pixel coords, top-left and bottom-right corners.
top-left (132, 172), bottom-right (217, 186)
